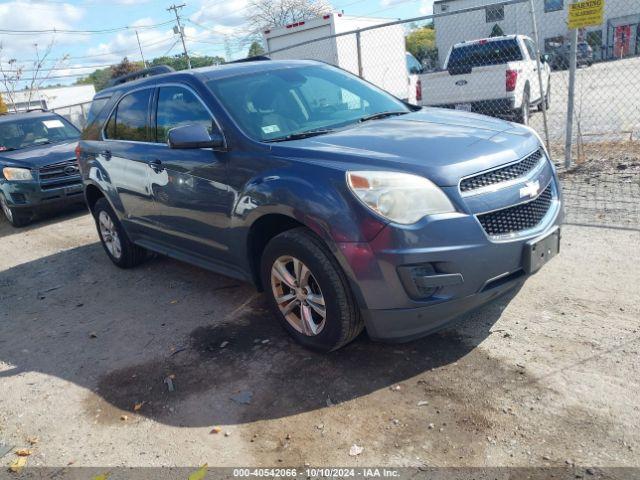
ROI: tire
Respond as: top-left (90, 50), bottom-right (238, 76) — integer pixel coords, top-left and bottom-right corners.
top-left (539, 82), bottom-right (551, 111)
top-left (0, 193), bottom-right (31, 227)
top-left (261, 227), bottom-right (364, 352)
top-left (515, 89), bottom-right (530, 125)
top-left (93, 197), bottom-right (148, 268)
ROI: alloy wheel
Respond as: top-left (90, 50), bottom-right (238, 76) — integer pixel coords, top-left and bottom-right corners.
top-left (270, 255), bottom-right (326, 336)
top-left (98, 210), bottom-right (122, 260)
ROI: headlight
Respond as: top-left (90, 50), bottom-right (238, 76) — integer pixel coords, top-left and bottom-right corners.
top-left (346, 171), bottom-right (456, 224)
top-left (3, 167), bottom-right (33, 181)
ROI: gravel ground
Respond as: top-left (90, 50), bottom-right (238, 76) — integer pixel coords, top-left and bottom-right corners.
top-left (0, 166), bottom-right (639, 476)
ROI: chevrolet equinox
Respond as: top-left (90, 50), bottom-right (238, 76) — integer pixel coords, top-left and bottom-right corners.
top-left (77, 60), bottom-right (562, 351)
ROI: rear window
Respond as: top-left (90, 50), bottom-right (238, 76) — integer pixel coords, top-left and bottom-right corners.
top-left (86, 96), bottom-right (110, 126)
top-left (448, 39), bottom-right (523, 72)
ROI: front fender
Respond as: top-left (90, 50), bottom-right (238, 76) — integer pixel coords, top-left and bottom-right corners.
top-left (232, 162), bottom-right (386, 244)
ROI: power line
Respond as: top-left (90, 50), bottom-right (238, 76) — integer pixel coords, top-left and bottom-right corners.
top-left (0, 19), bottom-right (175, 35)
top-left (8, 37), bottom-right (176, 63)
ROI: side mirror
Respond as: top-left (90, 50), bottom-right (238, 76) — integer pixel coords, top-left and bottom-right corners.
top-left (167, 124), bottom-right (225, 150)
top-left (541, 54), bottom-right (550, 63)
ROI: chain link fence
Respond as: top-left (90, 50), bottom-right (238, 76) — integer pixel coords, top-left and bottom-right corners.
top-left (263, 0), bottom-right (640, 229)
top-left (264, 0), bottom-right (640, 171)
top-left (50, 101), bottom-right (92, 129)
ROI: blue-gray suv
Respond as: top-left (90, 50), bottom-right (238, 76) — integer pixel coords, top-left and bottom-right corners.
top-left (78, 60), bottom-right (562, 351)
top-left (1, 110), bottom-right (84, 226)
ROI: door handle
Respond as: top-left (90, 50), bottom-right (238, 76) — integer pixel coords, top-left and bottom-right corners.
top-left (148, 159), bottom-right (164, 173)
top-left (101, 149), bottom-right (112, 160)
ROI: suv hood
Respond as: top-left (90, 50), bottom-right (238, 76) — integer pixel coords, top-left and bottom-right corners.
top-left (271, 108), bottom-right (541, 186)
top-left (0, 141), bottom-right (78, 169)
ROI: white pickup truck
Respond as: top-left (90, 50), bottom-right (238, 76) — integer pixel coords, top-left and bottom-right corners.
top-left (420, 35), bottom-right (551, 125)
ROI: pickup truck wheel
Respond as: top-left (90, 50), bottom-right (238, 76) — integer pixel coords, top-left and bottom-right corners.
top-left (539, 83), bottom-right (551, 111)
top-left (261, 227), bottom-right (363, 352)
top-left (93, 198), bottom-right (148, 268)
top-left (516, 90), bottom-right (530, 125)
top-left (0, 194), bottom-right (31, 227)
top-left (544, 83), bottom-right (551, 109)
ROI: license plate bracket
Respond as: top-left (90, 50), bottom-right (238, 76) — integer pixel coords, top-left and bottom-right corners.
top-left (523, 227), bottom-right (560, 274)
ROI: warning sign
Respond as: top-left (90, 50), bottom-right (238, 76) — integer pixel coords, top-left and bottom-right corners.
top-left (568, 0), bottom-right (604, 29)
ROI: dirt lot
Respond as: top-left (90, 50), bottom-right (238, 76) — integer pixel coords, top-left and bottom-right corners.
top-left (0, 163), bottom-right (639, 475)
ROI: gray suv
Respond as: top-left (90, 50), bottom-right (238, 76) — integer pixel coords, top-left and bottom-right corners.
top-left (78, 60), bottom-right (562, 351)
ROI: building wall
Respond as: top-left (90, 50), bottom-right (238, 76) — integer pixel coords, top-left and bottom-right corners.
top-left (1, 84), bottom-right (95, 112)
top-left (432, 0), bottom-right (640, 67)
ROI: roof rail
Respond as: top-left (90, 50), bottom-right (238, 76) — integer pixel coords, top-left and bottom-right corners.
top-left (228, 55), bottom-right (271, 64)
top-left (106, 65), bottom-right (175, 88)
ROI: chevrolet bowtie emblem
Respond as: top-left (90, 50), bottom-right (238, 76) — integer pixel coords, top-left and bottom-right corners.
top-left (519, 180), bottom-right (540, 199)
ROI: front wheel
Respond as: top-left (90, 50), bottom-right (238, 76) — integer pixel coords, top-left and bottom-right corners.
top-left (0, 194), bottom-right (31, 227)
top-left (261, 227), bottom-right (364, 352)
top-left (93, 198), bottom-right (148, 268)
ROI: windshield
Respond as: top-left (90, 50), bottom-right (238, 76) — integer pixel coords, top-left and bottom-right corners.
top-left (206, 65), bottom-right (410, 142)
top-left (0, 116), bottom-right (80, 151)
top-left (448, 39), bottom-right (523, 70)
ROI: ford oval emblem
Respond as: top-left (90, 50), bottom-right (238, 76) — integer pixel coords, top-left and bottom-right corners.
top-left (455, 80), bottom-right (468, 86)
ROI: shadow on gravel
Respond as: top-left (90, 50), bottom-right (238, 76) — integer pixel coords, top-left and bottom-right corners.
top-left (0, 202), bottom-right (88, 239)
top-left (0, 242), bottom-right (519, 428)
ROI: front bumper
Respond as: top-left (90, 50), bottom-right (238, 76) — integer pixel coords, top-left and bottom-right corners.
top-left (334, 163), bottom-right (563, 342)
top-left (362, 272), bottom-right (524, 342)
top-left (1, 180), bottom-right (85, 210)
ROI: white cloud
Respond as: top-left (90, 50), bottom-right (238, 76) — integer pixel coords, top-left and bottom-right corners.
top-left (419, 0), bottom-right (434, 15)
top-left (84, 27), bottom-right (177, 64)
top-left (0, 1), bottom-right (85, 59)
top-left (191, 0), bottom-right (250, 29)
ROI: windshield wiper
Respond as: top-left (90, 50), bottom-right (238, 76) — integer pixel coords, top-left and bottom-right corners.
top-left (358, 111), bottom-right (409, 123)
top-left (265, 128), bottom-right (334, 143)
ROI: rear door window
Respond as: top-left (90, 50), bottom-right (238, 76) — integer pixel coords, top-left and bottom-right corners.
top-left (104, 89), bottom-right (152, 142)
top-left (155, 86), bottom-right (214, 143)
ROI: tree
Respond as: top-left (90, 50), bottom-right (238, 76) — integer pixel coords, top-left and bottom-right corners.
top-left (76, 68), bottom-right (112, 92)
top-left (405, 25), bottom-right (438, 65)
top-left (110, 57), bottom-right (143, 79)
top-left (490, 24), bottom-right (504, 37)
top-left (0, 40), bottom-right (69, 113)
top-left (150, 54), bottom-right (224, 71)
top-left (76, 57), bottom-right (142, 93)
top-left (246, 0), bottom-right (332, 34)
top-left (76, 54), bottom-right (226, 92)
top-left (0, 94), bottom-right (7, 114)
top-left (248, 41), bottom-right (266, 57)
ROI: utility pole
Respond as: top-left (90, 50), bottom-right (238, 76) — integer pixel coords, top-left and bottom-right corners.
top-left (167, 3), bottom-right (191, 69)
top-left (135, 30), bottom-right (148, 68)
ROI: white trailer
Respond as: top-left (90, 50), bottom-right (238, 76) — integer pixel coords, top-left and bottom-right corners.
top-left (263, 13), bottom-right (416, 102)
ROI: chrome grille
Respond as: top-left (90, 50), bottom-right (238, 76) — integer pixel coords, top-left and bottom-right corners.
top-left (38, 159), bottom-right (81, 191)
top-left (460, 149), bottom-right (544, 193)
top-left (477, 184), bottom-right (553, 237)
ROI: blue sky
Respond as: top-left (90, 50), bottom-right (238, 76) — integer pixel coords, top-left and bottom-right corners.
top-left (0, 0), bottom-right (435, 86)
